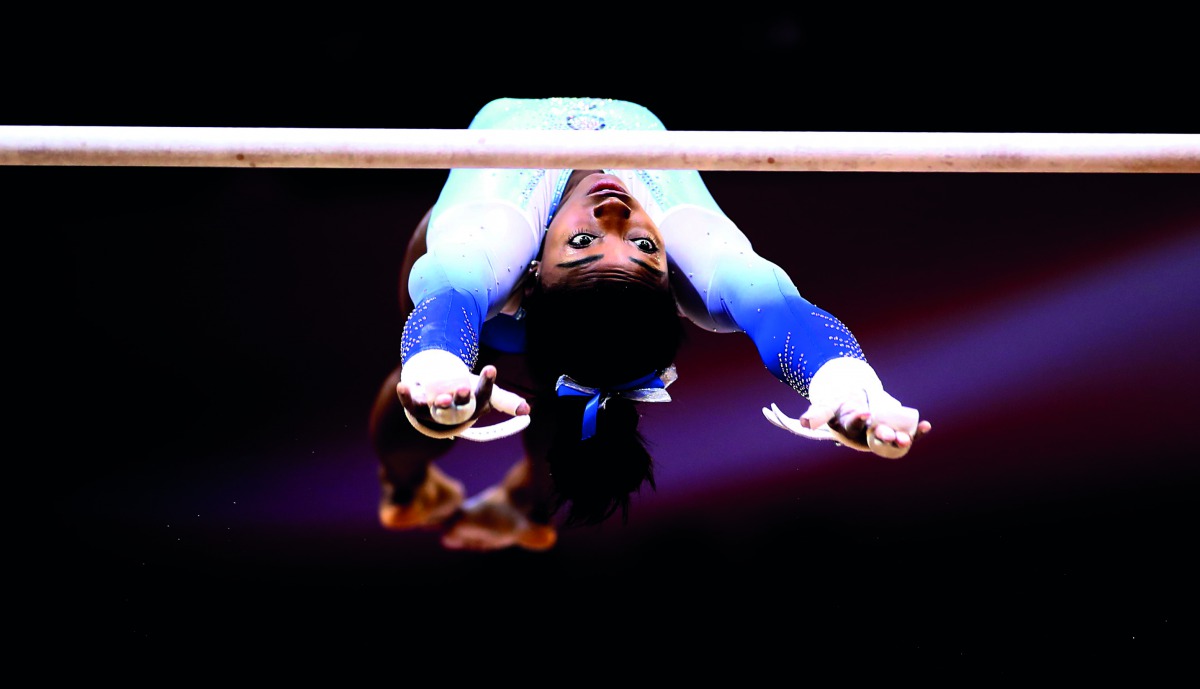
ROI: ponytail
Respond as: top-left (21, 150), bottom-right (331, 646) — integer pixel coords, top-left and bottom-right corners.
top-left (522, 278), bottom-right (685, 526)
top-left (538, 395), bottom-right (655, 527)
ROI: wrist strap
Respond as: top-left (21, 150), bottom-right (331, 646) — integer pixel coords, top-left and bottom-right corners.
top-left (402, 409), bottom-right (478, 440)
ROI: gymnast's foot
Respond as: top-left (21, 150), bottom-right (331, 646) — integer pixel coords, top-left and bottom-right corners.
top-left (440, 486), bottom-right (557, 552)
top-left (379, 465), bottom-right (464, 530)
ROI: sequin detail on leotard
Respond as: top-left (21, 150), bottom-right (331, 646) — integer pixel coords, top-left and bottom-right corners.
top-left (483, 98), bottom-right (665, 216)
top-left (484, 97), bottom-right (662, 132)
top-left (400, 292), bottom-right (481, 370)
top-left (775, 312), bottom-right (866, 397)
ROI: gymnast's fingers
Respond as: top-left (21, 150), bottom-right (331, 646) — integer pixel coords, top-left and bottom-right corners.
top-left (866, 423), bottom-right (912, 459)
top-left (916, 420), bottom-right (933, 438)
top-left (488, 384), bottom-right (531, 417)
top-left (452, 384), bottom-right (474, 407)
top-left (872, 423), bottom-right (901, 445)
top-left (431, 384), bottom-right (472, 410)
top-left (396, 381), bottom-right (421, 411)
top-left (474, 366), bottom-right (497, 408)
top-left (890, 419), bottom-right (932, 446)
top-left (799, 402), bottom-right (838, 430)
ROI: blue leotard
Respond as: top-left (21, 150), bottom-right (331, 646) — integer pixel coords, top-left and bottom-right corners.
top-left (400, 97), bottom-right (866, 399)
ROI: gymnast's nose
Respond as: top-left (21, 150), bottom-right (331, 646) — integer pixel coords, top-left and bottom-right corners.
top-left (593, 196), bottom-right (632, 222)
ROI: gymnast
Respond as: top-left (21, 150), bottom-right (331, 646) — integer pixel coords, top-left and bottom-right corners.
top-left (369, 97), bottom-right (932, 551)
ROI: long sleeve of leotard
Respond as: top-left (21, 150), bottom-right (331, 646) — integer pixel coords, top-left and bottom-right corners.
top-left (707, 252), bottom-right (867, 400)
top-left (655, 199), bottom-right (867, 400)
top-left (399, 110), bottom-right (556, 369)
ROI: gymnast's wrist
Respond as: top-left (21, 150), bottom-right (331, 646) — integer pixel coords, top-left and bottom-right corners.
top-left (400, 349), bottom-right (472, 385)
top-left (809, 356), bottom-right (883, 406)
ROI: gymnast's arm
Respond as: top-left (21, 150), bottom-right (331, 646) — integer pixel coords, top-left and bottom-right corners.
top-left (393, 207), bottom-right (531, 438)
top-left (662, 204), bottom-right (931, 458)
top-left (392, 100), bottom-right (556, 437)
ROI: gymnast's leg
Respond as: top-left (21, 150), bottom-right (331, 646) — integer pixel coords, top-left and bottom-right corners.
top-left (370, 363), bottom-right (464, 529)
top-left (440, 395), bottom-right (558, 552)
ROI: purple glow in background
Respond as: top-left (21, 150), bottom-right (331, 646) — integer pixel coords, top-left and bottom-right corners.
top-left (199, 218), bottom-right (1199, 529)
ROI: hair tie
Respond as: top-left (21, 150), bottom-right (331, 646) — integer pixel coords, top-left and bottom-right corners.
top-left (555, 366), bottom-right (676, 440)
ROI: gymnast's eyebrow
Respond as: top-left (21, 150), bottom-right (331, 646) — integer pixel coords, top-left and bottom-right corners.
top-left (630, 258), bottom-right (664, 277)
top-left (556, 254), bottom-right (664, 277)
top-left (556, 255), bottom-right (603, 268)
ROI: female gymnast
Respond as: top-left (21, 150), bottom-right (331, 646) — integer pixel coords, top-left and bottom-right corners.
top-left (369, 97), bottom-right (932, 551)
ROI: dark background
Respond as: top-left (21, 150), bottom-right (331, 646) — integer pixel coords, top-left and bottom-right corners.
top-left (8, 9), bottom-right (1197, 669)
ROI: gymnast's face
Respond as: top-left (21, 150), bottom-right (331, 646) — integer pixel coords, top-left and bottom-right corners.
top-left (537, 172), bottom-right (668, 290)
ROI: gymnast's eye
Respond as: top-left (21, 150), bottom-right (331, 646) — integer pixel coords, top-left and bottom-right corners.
top-left (568, 231), bottom-right (598, 248)
top-left (632, 237), bottom-right (658, 253)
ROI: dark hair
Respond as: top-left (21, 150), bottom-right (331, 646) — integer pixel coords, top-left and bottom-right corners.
top-left (522, 277), bottom-right (686, 527)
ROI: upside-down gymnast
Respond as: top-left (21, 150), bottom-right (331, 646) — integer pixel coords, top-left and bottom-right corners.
top-left (369, 97), bottom-right (932, 551)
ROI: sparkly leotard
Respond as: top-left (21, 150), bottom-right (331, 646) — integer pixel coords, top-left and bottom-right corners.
top-left (401, 97), bottom-right (866, 399)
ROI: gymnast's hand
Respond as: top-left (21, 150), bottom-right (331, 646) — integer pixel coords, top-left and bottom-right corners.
top-left (396, 352), bottom-right (530, 439)
top-left (806, 391), bottom-right (931, 459)
top-left (761, 358), bottom-right (931, 459)
top-left (763, 392), bottom-right (931, 459)
top-left (398, 364), bottom-right (529, 423)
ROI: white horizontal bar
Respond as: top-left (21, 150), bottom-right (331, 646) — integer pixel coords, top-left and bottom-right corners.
top-left (2, 126), bottom-right (1198, 173)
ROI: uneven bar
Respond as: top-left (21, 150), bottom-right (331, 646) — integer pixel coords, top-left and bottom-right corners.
top-left (2, 126), bottom-right (1198, 173)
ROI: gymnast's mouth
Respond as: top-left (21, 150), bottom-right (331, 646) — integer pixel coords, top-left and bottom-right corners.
top-left (587, 178), bottom-right (630, 198)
